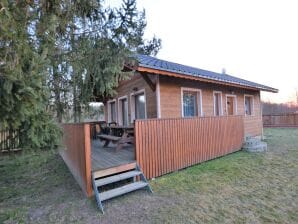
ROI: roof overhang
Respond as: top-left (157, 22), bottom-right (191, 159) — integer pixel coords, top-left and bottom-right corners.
top-left (136, 65), bottom-right (279, 93)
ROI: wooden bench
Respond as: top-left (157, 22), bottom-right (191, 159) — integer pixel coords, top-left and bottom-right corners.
top-left (97, 134), bottom-right (134, 151)
top-left (98, 134), bottom-right (121, 147)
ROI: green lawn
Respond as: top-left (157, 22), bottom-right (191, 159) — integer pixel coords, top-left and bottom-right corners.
top-left (1, 128), bottom-right (297, 223)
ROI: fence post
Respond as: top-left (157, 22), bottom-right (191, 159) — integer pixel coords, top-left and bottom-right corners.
top-left (84, 123), bottom-right (92, 197)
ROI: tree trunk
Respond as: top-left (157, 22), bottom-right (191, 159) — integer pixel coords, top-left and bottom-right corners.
top-left (73, 85), bottom-right (77, 123)
top-left (53, 65), bottom-right (63, 123)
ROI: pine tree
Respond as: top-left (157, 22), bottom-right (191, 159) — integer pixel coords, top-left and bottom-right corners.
top-left (0, 0), bottom-right (161, 149)
top-left (0, 1), bottom-right (61, 149)
top-left (76, 0), bottom-right (162, 107)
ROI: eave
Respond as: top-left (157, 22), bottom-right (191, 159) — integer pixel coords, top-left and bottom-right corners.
top-left (136, 65), bottom-right (278, 93)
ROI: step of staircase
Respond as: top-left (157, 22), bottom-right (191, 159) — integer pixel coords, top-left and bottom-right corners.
top-left (95, 170), bottom-right (142, 187)
top-left (93, 162), bottom-right (136, 179)
top-left (92, 163), bottom-right (152, 214)
top-left (100, 181), bottom-right (148, 201)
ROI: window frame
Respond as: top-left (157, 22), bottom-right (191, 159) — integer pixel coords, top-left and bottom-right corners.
top-left (244, 94), bottom-right (254, 116)
top-left (118, 95), bottom-right (129, 126)
top-left (225, 94), bottom-right (238, 116)
top-left (107, 99), bottom-right (117, 123)
top-left (130, 89), bottom-right (147, 122)
top-left (181, 87), bottom-right (203, 117)
top-left (213, 91), bottom-right (223, 116)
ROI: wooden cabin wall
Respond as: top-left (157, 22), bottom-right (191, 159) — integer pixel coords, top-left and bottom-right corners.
top-left (107, 73), bottom-right (157, 123)
top-left (158, 76), bottom-right (263, 137)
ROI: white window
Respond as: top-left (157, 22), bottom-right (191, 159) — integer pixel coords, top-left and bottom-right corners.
top-left (118, 96), bottom-right (129, 126)
top-left (244, 95), bottom-right (254, 116)
top-left (181, 88), bottom-right (203, 117)
top-left (107, 100), bottom-right (117, 123)
top-left (213, 91), bottom-right (223, 116)
top-left (130, 89), bottom-right (147, 122)
top-left (226, 95), bottom-right (237, 115)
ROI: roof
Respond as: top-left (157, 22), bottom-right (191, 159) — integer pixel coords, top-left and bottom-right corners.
top-left (136, 54), bottom-right (278, 93)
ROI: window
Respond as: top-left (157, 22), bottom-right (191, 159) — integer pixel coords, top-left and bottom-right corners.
top-left (183, 91), bottom-right (197, 117)
top-left (244, 95), bottom-right (253, 115)
top-left (130, 89), bottom-right (147, 122)
top-left (226, 95), bottom-right (237, 115)
top-left (135, 93), bottom-right (146, 119)
top-left (213, 92), bottom-right (222, 116)
top-left (118, 97), bottom-right (128, 126)
top-left (108, 100), bottom-right (117, 123)
top-left (181, 88), bottom-right (202, 117)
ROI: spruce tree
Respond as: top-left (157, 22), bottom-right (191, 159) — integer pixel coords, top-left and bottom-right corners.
top-left (0, 0), bottom-right (161, 149)
top-left (0, 1), bottom-right (61, 150)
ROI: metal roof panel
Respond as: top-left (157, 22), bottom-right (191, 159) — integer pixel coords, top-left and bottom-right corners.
top-left (136, 54), bottom-right (278, 92)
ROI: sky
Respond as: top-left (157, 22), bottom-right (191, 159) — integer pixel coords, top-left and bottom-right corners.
top-left (107, 0), bottom-right (298, 103)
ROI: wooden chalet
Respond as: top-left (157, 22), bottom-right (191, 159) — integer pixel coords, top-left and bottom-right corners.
top-left (60, 54), bottom-right (278, 212)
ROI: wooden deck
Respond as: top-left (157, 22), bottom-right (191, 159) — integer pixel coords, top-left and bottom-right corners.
top-left (91, 139), bottom-right (135, 171)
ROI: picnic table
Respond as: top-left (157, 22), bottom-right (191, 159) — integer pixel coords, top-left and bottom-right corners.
top-left (98, 126), bottom-right (134, 151)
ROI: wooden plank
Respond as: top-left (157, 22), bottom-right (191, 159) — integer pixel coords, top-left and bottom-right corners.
top-left (100, 181), bottom-right (148, 201)
top-left (61, 123), bottom-right (90, 197)
top-left (84, 124), bottom-right (92, 197)
top-left (143, 120), bottom-right (149, 178)
top-left (0, 128), bottom-right (21, 152)
top-left (152, 120), bottom-right (157, 178)
top-left (157, 120), bottom-right (162, 177)
top-left (165, 119), bottom-right (170, 172)
top-left (148, 120), bottom-right (153, 179)
top-left (135, 116), bottom-right (244, 180)
top-left (95, 171), bottom-right (142, 186)
top-left (135, 121), bottom-right (140, 173)
top-left (98, 134), bottom-right (121, 141)
top-left (93, 162), bottom-right (136, 179)
top-left (91, 145), bottom-right (135, 171)
top-left (263, 114), bottom-right (298, 127)
top-left (174, 119), bottom-right (179, 171)
top-left (139, 72), bottom-right (156, 92)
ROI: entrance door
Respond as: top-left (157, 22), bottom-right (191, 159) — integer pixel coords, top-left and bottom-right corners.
top-left (227, 96), bottom-right (235, 115)
top-left (121, 98), bottom-right (128, 126)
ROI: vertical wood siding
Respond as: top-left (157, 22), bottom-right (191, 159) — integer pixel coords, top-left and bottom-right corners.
top-left (61, 123), bottom-right (92, 197)
top-left (135, 116), bottom-right (244, 179)
top-left (0, 128), bottom-right (20, 152)
top-left (263, 114), bottom-right (298, 127)
top-left (111, 73), bottom-right (157, 122)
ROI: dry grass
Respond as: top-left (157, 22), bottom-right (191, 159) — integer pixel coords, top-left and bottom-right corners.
top-left (0, 128), bottom-right (297, 223)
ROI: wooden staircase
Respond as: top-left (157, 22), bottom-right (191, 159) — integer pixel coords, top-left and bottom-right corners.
top-left (92, 162), bottom-right (152, 214)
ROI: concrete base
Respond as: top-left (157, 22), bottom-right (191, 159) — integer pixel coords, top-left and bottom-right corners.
top-left (242, 136), bottom-right (267, 152)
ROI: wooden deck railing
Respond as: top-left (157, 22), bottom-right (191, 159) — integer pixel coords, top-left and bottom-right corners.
top-left (263, 114), bottom-right (298, 127)
top-left (135, 116), bottom-right (244, 179)
top-left (61, 123), bottom-right (92, 197)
